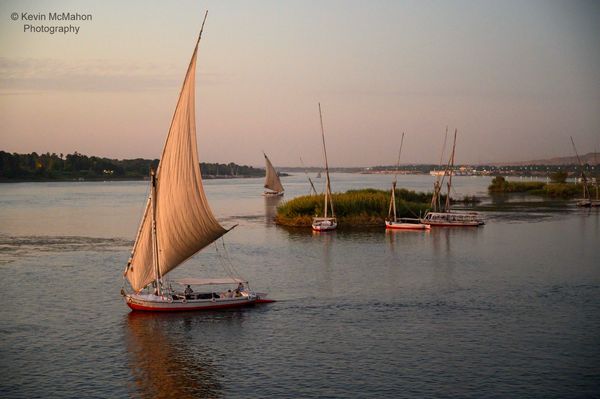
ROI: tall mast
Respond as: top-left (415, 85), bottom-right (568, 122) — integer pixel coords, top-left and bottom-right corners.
top-left (393, 132), bottom-right (405, 185)
top-left (431, 127), bottom-right (448, 212)
top-left (319, 103), bottom-right (334, 218)
top-left (444, 129), bottom-right (457, 212)
top-left (150, 168), bottom-right (161, 294)
top-left (389, 132), bottom-right (405, 221)
top-left (571, 136), bottom-right (589, 199)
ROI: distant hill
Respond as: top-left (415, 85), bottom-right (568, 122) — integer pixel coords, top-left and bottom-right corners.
top-left (492, 153), bottom-right (600, 166)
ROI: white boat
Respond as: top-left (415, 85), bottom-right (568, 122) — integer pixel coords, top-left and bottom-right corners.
top-left (421, 211), bottom-right (482, 227)
top-left (121, 13), bottom-right (273, 312)
top-left (386, 218), bottom-right (431, 230)
top-left (422, 129), bottom-right (484, 227)
top-left (263, 152), bottom-right (284, 196)
top-left (312, 103), bottom-right (337, 232)
top-left (386, 132), bottom-right (430, 231)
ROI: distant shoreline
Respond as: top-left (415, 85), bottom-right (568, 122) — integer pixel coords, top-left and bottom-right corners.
top-left (0, 175), bottom-right (269, 183)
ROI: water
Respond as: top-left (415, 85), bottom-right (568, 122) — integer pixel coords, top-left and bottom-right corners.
top-left (1, 174), bottom-right (599, 398)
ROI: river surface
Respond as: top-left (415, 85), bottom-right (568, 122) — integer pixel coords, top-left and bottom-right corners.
top-left (1, 174), bottom-right (599, 398)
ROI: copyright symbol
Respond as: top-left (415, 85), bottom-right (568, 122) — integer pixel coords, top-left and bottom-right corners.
top-left (11, 12), bottom-right (19, 20)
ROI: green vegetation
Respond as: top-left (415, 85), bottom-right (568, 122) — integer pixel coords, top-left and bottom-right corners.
top-left (275, 188), bottom-right (432, 227)
top-left (0, 151), bottom-right (265, 181)
top-left (488, 176), bottom-right (545, 193)
top-left (549, 171), bottom-right (568, 184)
top-left (488, 175), bottom-right (585, 198)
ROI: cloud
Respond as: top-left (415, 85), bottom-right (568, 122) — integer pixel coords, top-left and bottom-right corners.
top-left (0, 57), bottom-right (225, 94)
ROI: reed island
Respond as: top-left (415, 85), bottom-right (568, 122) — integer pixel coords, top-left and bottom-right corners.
top-left (275, 188), bottom-right (434, 227)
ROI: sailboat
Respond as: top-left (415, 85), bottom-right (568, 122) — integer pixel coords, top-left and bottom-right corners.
top-left (386, 132), bottom-right (430, 230)
top-left (262, 152), bottom-right (284, 196)
top-left (121, 13), bottom-right (272, 311)
top-left (422, 129), bottom-right (484, 227)
top-left (571, 136), bottom-right (600, 207)
top-left (312, 103), bottom-right (337, 232)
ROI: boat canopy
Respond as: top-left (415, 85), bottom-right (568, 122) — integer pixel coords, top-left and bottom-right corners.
top-left (175, 277), bottom-right (247, 286)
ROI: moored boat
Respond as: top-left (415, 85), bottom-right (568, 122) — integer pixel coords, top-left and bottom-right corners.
top-left (421, 211), bottom-right (482, 227)
top-left (311, 103), bottom-right (337, 231)
top-left (386, 218), bottom-right (431, 230)
top-left (422, 129), bottom-right (484, 227)
top-left (570, 137), bottom-right (600, 208)
top-left (385, 132), bottom-right (430, 231)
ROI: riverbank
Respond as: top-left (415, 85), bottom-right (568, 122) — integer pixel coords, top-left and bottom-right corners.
top-left (275, 188), bottom-right (431, 227)
top-left (488, 176), bottom-right (592, 198)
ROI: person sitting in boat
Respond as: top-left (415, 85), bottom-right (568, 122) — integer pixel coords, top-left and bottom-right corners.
top-left (184, 285), bottom-right (194, 299)
top-left (237, 282), bottom-right (245, 292)
top-left (234, 287), bottom-right (242, 297)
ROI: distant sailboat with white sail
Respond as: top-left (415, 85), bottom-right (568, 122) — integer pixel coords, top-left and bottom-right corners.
top-left (121, 12), bottom-right (272, 311)
top-left (312, 103), bottom-right (337, 232)
top-left (263, 152), bottom-right (284, 196)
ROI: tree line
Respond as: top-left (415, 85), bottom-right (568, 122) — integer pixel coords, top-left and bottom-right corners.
top-left (0, 151), bottom-right (265, 181)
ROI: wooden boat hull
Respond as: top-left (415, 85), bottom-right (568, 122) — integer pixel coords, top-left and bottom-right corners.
top-left (125, 293), bottom-right (271, 312)
top-left (385, 220), bottom-right (430, 230)
top-left (312, 217), bottom-right (337, 232)
top-left (422, 212), bottom-right (484, 227)
top-left (424, 220), bottom-right (481, 227)
top-left (312, 223), bottom-right (337, 231)
top-left (576, 200), bottom-right (600, 208)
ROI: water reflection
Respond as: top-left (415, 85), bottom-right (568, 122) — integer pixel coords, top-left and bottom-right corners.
top-left (263, 195), bottom-right (282, 225)
top-left (125, 312), bottom-right (223, 399)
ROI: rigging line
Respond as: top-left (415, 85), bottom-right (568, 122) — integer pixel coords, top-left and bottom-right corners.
top-left (220, 238), bottom-right (244, 279)
top-left (214, 242), bottom-right (236, 279)
top-left (396, 195), bottom-right (421, 218)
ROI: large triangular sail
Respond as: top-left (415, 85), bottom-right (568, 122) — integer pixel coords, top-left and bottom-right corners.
top-left (263, 153), bottom-right (284, 193)
top-left (125, 13), bottom-right (227, 293)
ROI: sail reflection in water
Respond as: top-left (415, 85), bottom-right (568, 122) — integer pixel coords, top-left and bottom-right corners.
top-left (125, 313), bottom-right (223, 398)
top-left (264, 194), bottom-right (282, 225)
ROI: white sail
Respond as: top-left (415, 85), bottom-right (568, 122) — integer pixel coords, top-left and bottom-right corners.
top-left (263, 153), bottom-right (284, 193)
top-left (125, 24), bottom-right (227, 293)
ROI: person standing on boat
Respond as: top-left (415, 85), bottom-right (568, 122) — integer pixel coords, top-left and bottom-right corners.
top-left (237, 282), bottom-right (245, 292)
top-left (184, 285), bottom-right (194, 298)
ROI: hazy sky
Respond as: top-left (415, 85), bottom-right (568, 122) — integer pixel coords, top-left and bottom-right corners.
top-left (1, 0), bottom-right (599, 166)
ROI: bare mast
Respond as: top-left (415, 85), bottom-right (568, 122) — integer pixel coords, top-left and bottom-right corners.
top-left (570, 136), bottom-right (590, 200)
top-left (431, 127), bottom-right (448, 212)
top-left (319, 103), bottom-right (334, 218)
top-left (300, 156), bottom-right (318, 195)
top-left (444, 129), bottom-right (458, 212)
top-left (388, 132), bottom-right (405, 222)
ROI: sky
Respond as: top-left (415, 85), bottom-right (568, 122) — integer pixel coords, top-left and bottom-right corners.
top-left (0, 0), bottom-right (599, 167)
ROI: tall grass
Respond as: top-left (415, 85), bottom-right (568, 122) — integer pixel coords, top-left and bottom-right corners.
top-left (489, 176), bottom-right (586, 198)
top-left (276, 188), bottom-right (431, 226)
